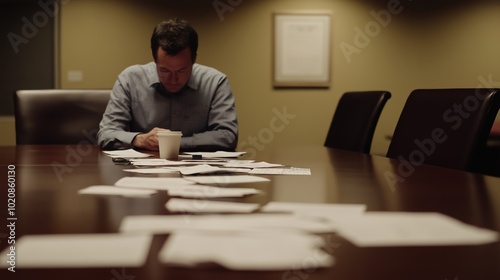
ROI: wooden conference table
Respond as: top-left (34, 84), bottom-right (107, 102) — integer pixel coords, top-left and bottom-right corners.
top-left (1, 144), bottom-right (500, 280)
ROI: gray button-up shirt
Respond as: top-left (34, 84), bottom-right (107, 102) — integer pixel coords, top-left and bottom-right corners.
top-left (97, 62), bottom-right (238, 151)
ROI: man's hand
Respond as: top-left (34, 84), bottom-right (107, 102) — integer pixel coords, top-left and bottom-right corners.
top-left (132, 127), bottom-right (170, 150)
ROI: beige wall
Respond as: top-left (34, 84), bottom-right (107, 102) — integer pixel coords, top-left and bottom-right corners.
top-left (4, 0), bottom-right (500, 156)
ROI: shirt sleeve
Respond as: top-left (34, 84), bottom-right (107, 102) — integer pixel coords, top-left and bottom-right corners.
top-left (180, 76), bottom-right (238, 152)
top-left (97, 75), bottom-right (139, 150)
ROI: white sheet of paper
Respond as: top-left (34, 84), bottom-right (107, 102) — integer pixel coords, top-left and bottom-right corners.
top-left (0, 234), bottom-right (152, 268)
top-left (114, 176), bottom-right (195, 191)
top-left (260, 201), bottom-right (366, 220)
top-left (119, 213), bottom-right (337, 234)
top-left (184, 175), bottom-right (270, 185)
top-left (181, 151), bottom-right (246, 158)
top-left (250, 167), bottom-right (311, 175)
top-left (166, 198), bottom-right (260, 213)
top-left (158, 230), bottom-right (334, 270)
top-left (224, 161), bottom-right (284, 168)
top-left (123, 168), bottom-right (178, 174)
top-left (130, 159), bottom-right (199, 166)
top-left (102, 149), bottom-right (152, 158)
top-left (167, 164), bottom-right (251, 175)
top-left (167, 185), bottom-right (261, 198)
top-left (78, 185), bottom-right (157, 197)
top-left (333, 212), bottom-right (499, 247)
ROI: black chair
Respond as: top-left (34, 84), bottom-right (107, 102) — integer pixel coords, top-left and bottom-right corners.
top-left (14, 89), bottom-right (111, 145)
top-left (324, 91), bottom-right (391, 154)
top-left (386, 88), bottom-right (500, 172)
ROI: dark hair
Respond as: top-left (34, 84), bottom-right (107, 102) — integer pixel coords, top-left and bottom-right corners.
top-left (151, 19), bottom-right (198, 61)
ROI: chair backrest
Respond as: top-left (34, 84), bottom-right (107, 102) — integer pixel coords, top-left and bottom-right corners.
top-left (386, 88), bottom-right (500, 171)
top-left (14, 89), bottom-right (111, 145)
top-left (324, 91), bottom-right (391, 154)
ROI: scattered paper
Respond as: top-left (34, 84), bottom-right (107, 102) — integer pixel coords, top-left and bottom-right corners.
top-left (166, 198), bottom-right (260, 213)
top-left (168, 185), bottom-right (261, 198)
top-left (123, 168), bottom-right (178, 174)
top-left (0, 234), bottom-right (152, 268)
top-left (250, 167), bottom-right (311, 175)
top-left (260, 201), bottom-right (366, 220)
top-left (78, 185), bottom-right (157, 197)
top-left (130, 159), bottom-right (199, 166)
top-left (114, 176), bottom-right (195, 191)
top-left (184, 175), bottom-right (270, 185)
top-left (158, 230), bottom-right (334, 270)
top-left (224, 161), bottom-right (284, 168)
top-left (119, 214), bottom-right (337, 234)
top-left (181, 151), bottom-right (246, 158)
top-left (167, 164), bottom-right (250, 175)
top-left (333, 212), bottom-right (499, 247)
top-left (102, 149), bottom-right (152, 158)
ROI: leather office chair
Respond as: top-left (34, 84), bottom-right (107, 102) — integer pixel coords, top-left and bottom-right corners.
top-left (324, 91), bottom-right (391, 154)
top-left (14, 89), bottom-right (111, 145)
top-left (386, 88), bottom-right (500, 172)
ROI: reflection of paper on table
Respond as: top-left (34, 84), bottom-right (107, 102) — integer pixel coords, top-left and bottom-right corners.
top-left (184, 175), bottom-right (270, 185)
top-left (333, 212), bottom-right (499, 247)
top-left (168, 185), bottom-right (261, 198)
top-left (158, 230), bottom-right (334, 270)
top-left (78, 185), bottom-right (157, 197)
top-left (119, 213), bottom-right (337, 234)
top-left (0, 234), bottom-right (152, 268)
top-left (102, 149), bottom-right (152, 158)
top-left (166, 198), bottom-right (260, 213)
top-left (114, 176), bottom-right (195, 191)
top-left (260, 201), bottom-right (366, 220)
top-left (250, 167), bottom-right (311, 175)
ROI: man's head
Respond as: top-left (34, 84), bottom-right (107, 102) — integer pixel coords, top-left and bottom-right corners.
top-left (151, 19), bottom-right (198, 93)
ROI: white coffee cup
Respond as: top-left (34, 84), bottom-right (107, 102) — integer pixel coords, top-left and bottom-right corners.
top-left (157, 130), bottom-right (183, 159)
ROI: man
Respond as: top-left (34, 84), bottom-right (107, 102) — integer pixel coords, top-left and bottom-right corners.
top-left (97, 19), bottom-right (238, 151)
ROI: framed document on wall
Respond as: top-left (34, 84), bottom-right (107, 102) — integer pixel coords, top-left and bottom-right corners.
top-left (273, 11), bottom-right (332, 88)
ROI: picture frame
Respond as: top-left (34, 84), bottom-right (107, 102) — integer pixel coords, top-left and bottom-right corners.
top-left (273, 11), bottom-right (332, 88)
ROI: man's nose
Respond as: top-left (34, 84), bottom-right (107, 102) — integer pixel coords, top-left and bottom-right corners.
top-left (169, 72), bottom-right (178, 82)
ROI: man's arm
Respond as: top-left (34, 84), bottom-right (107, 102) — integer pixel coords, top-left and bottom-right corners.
top-left (97, 78), bottom-right (139, 150)
top-left (180, 76), bottom-right (238, 151)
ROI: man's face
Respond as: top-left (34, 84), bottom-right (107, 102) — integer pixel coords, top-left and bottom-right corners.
top-left (155, 47), bottom-right (195, 93)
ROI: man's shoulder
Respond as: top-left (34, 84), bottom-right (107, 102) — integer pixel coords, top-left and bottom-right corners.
top-left (193, 63), bottom-right (226, 78)
top-left (118, 62), bottom-right (157, 85)
top-left (121, 62), bottom-right (155, 75)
